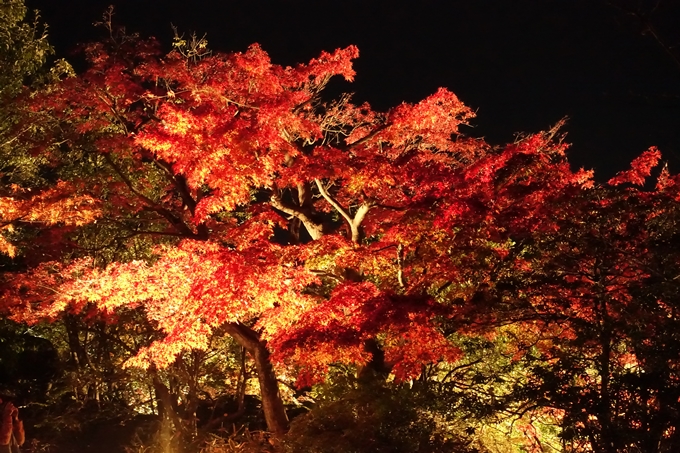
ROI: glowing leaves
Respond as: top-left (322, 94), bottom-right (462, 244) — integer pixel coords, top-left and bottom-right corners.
top-left (293, 45), bottom-right (360, 84)
top-left (14, 30), bottom-right (680, 440)
top-left (269, 281), bottom-right (459, 386)
top-left (126, 321), bottom-right (212, 370)
top-left (379, 88), bottom-right (475, 152)
top-left (384, 322), bottom-right (462, 382)
top-left (230, 43), bottom-right (275, 80)
top-left (25, 33), bottom-right (667, 397)
top-left (0, 182), bottom-right (101, 257)
top-left (608, 147), bottom-right (661, 187)
top-left (128, 44), bottom-right (362, 218)
top-left (159, 106), bottom-right (201, 137)
top-left (0, 258), bottom-right (97, 322)
top-left (36, 238), bottom-right (319, 370)
top-left (430, 128), bottom-right (598, 241)
top-left (268, 281), bottom-right (383, 385)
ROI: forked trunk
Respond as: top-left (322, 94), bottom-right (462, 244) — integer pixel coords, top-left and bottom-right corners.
top-left (224, 322), bottom-right (289, 434)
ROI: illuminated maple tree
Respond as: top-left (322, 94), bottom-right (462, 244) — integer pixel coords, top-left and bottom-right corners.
top-left (4, 30), bottom-right (483, 432)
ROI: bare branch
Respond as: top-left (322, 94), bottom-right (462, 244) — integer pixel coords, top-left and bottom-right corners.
top-left (397, 243), bottom-right (405, 288)
top-left (314, 178), bottom-right (372, 243)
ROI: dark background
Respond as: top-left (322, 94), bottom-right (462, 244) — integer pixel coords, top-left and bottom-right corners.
top-left (26, 0), bottom-right (680, 179)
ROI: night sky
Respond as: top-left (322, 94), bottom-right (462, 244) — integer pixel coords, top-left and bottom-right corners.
top-left (26, 0), bottom-right (680, 179)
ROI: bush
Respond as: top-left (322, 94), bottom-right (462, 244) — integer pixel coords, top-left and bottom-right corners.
top-left (281, 379), bottom-right (482, 453)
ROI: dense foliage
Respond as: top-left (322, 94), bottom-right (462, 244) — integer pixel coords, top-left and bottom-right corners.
top-left (1, 6), bottom-right (680, 453)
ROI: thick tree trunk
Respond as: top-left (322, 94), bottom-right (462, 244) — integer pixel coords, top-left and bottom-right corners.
top-left (224, 323), bottom-right (289, 434)
top-left (357, 338), bottom-right (391, 383)
top-left (150, 368), bottom-right (183, 433)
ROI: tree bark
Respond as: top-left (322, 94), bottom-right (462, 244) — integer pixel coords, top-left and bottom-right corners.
top-left (270, 193), bottom-right (324, 240)
top-left (596, 296), bottom-right (615, 453)
top-left (223, 323), bottom-right (289, 434)
top-left (150, 367), bottom-right (185, 453)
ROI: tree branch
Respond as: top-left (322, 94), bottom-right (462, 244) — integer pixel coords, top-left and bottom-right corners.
top-left (314, 178), bottom-right (372, 243)
top-left (152, 159), bottom-right (198, 212)
top-left (346, 123), bottom-right (390, 149)
top-left (270, 192), bottom-right (324, 240)
top-left (397, 243), bottom-right (405, 288)
top-left (103, 154), bottom-right (198, 238)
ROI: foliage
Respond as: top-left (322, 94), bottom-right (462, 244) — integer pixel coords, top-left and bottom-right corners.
top-left (0, 0), bottom-right (51, 99)
top-left (282, 377), bottom-right (482, 453)
top-left (0, 0), bottom-right (66, 186)
top-left (468, 151), bottom-right (680, 452)
top-left (0, 24), bottom-right (485, 437)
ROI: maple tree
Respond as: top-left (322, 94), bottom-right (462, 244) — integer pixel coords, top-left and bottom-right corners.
top-left (2, 27), bottom-right (484, 434)
top-left (0, 22), bottom-right (566, 434)
top-left (0, 28), bottom-right (595, 433)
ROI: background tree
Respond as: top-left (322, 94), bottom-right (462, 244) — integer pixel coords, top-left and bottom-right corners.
top-left (0, 0), bottom-right (72, 187)
top-left (474, 149), bottom-right (680, 453)
top-left (0, 0), bottom-right (50, 98)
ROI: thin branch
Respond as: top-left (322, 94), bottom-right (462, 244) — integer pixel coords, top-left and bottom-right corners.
top-left (397, 243), bottom-right (405, 288)
top-left (152, 158), bottom-right (198, 214)
top-left (314, 178), bottom-right (352, 224)
top-left (439, 358), bottom-right (483, 384)
top-left (345, 123), bottom-right (390, 149)
top-left (309, 269), bottom-right (344, 283)
top-left (103, 154), bottom-right (197, 238)
top-left (606, 0), bottom-right (680, 73)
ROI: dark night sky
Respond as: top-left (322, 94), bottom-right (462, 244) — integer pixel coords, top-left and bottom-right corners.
top-left (26, 0), bottom-right (680, 179)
